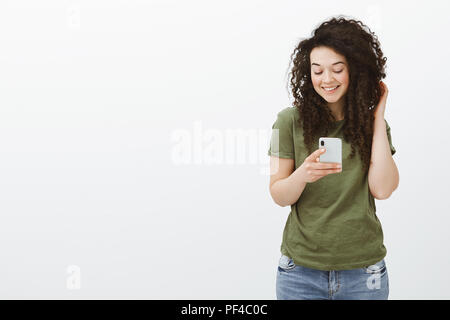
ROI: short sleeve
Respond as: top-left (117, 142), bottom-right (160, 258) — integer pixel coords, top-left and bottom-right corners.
top-left (267, 108), bottom-right (295, 159)
top-left (385, 119), bottom-right (396, 156)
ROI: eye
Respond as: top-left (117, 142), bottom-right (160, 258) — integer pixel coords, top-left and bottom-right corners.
top-left (313, 70), bottom-right (343, 75)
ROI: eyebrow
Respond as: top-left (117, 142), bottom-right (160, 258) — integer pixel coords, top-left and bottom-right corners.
top-left (311, 61), bottom-right (345, 66)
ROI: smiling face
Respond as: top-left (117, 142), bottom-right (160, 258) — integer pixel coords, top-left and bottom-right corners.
top-left (310, 46), bottom-right (349, 114)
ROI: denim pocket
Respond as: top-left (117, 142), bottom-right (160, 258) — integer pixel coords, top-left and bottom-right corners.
top-left (278, 254), bottom-right (296, 272)
top-left (364, 258), bottom-right (387, 275)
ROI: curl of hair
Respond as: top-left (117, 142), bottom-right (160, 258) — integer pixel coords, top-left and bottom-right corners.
top-left (287, 15), bottom-right (387, 173)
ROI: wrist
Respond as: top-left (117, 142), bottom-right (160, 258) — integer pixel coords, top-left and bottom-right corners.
top-left (294, 165), bottom-right (308, 185)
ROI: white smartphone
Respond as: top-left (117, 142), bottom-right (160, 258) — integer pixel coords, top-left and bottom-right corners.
top-left (318, 137), bottom-right (342, 166)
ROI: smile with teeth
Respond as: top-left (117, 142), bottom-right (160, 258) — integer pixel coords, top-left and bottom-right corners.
top-left (322, 85), bottom-right (340, 92)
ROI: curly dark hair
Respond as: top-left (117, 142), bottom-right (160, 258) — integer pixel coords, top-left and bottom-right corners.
top-left (288, 16), bottom-right (387, 173)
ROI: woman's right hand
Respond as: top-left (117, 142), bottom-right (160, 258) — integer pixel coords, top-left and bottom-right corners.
top-left (299, 148), bottom-right (342, 183)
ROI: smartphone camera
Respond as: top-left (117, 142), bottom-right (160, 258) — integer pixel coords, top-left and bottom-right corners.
top-left (321, 141), bottom-right (324, 146)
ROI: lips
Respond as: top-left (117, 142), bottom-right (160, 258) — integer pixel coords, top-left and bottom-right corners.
top-left (322, 85), bottom-right (340, 93)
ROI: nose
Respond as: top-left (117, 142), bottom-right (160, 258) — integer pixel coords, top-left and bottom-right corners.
top-left (323, 70), bottom-right (334, 83)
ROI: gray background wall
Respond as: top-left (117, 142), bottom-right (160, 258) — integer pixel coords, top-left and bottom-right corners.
top-left (0, 0), bottom-right (448, 299)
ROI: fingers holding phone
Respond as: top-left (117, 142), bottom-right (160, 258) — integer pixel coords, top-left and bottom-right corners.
top-left (300, 148), bottom-right (342, 183)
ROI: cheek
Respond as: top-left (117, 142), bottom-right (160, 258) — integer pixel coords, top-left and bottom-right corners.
top-left (336, 73), bottom-right (349, 86)
top-left (311, 76), bottom-right (321, 88)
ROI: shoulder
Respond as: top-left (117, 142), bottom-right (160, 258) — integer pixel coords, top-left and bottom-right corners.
top-left (277, 106), bottom-right (297, 118)
top-left (274, 106), bottom-right (299, 125)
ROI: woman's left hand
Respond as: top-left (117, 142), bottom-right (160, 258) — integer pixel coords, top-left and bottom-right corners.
top-left (373, 80), bottom-right (388, 120)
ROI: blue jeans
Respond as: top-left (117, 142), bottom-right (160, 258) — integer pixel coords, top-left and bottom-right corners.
top-left (276, 254), bottom-right (389, 300)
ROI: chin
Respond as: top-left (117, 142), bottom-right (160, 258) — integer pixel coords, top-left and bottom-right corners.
top-left (323, 96), bottom-right (341, 103)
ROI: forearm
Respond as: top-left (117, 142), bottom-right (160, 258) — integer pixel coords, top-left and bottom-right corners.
top-left (270, 167), bottom-right (307, 207)
top-left (368, 117), bottom-right (399, 199)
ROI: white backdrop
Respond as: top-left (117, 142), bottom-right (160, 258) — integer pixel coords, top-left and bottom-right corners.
top-left (0, 0), bottom-right (449, 299)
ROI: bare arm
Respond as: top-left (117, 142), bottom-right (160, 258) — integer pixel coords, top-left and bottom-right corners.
top-left (269, 156), bottom-right (307, 207)
top-left (368, 117), bottom-right (399, 199)
top-left (269, 149), bottom-right (341, 207)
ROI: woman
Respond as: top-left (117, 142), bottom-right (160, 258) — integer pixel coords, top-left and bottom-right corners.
top-left (267, 16), bottom-right (399, 300)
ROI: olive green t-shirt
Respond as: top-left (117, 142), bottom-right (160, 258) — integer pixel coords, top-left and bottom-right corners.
top-left (268, 106), bottom-right (396, 271)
